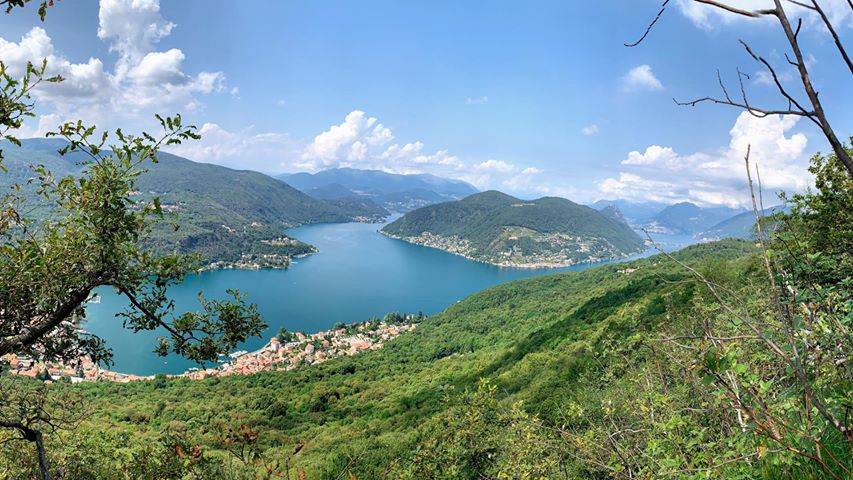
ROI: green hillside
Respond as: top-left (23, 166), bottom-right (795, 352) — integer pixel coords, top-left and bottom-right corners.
top-left (11, 239), bottom-right (802, 479)
top-left (1, 139), bottom-right (388, 266)
top-left (381, 190), bottom-right (644, 266)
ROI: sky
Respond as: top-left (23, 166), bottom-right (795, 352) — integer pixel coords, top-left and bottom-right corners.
top-left (0, 0), bottom-right (850, 207)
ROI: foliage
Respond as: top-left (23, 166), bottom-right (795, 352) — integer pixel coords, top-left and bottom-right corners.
top-left (0, 60), bottom-right (62, 168)
top-left (0, 115), bottom-right (267, 369)
top-left (2, 221), bottom-right (841, 479)
top-left (1, 239), bottom-right (783, 479)
top-left (1, 139), bottom-right (387, 265)
top-left (382, 190), bottom-right (644, 264)
top-left (0, 0), bottom-right (53, 21)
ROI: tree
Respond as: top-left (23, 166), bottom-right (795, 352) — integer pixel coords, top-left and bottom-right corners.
top-left (629, 0), bottom-right (853, 177)
top-left (277, 327), bottom-right (296, 343)
top-left (567, 4), bottom-right (853, 476)
top-left (657, 149), bottom-right (851, 477)
top-left (0, 113), bottom-right (266, 367)
top-left (1, 5), bottom-right (265, 478)
top-left (0, 377), bottom-right (85, 480)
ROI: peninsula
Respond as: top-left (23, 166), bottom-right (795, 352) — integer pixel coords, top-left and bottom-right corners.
top-left (381, 191), bottom-right (645, 267)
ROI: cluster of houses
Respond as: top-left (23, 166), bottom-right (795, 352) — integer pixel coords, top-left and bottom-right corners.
top-left (183, 320), bottom-right (416, 379)
top-left (2, 318), bottom-right (418, 384)
top-left (3, 354), bottom-right (151, 383)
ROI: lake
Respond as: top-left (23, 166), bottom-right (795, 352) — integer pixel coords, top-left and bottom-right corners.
top-left (84, 220), bottom-right (696, 375)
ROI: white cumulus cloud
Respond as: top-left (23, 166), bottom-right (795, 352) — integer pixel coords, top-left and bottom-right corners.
top-left (98, 0), bottom-right (175, 69)
top-left (621, 64), bottom-right (664, 92)
top-left (5, 0), bottom-right (227, 137)
top-left (181, 109), bottom-right (549, 196)
top-left (599, 112), bottom-right (811, 207)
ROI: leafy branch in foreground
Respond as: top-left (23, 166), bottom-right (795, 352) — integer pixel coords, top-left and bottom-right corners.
top-left (0, 114), bottom-right (265, 368)
top-left (618, 147), bottom-right (852, 478)
top-left (0, 59), bottom-right (63, 168)
top-left (1, 0), bottom-right (55, 21)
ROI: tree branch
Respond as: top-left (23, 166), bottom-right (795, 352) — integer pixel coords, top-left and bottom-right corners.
top-left (0, 284), bottom-right (94, 357)
top-left (626, 0), bottom-right (670, 47)
top-left (693, 0), bottom-right (778, 18)
top-left (810, 0), bottom-right (853, 75)
top-left (0, 420), bottom-right (51, 480)
top-left (771, 0), bottom-right (853, 176)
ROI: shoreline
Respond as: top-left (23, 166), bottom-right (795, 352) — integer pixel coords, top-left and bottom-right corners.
top-left (379, 230), bottom-right (645, 269)
top-left (3, 317), bottom-right (418, 383)
top-left (198, 215), bottom-right (391, 272)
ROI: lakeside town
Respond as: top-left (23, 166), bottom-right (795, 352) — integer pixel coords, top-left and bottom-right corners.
top-left (382, 229), bottom-right (645, 268)
top-left (2, 313), bottom-right (420, 383)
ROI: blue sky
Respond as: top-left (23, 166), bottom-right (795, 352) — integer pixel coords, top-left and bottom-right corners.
top-left (1, 0), bottom-right (850, 206)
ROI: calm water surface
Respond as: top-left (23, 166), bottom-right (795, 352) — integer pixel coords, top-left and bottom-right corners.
top-left (85, 219), bottom-right (695, 375)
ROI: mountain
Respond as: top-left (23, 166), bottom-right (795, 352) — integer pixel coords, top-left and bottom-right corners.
top-left (642, 202), bottom-right (746, 235)
top-left (598, 204), bottom-right (630, 227)
top-left (697, 205), bottom-right (788, 240)
top-left (303, 183), bottom-right (358, 200)
top-left (1, 139), bottom-right (388, 266)
top-left (591, 199), bottom-right (666, 226)
top-left (67, 240), bottom-right (761, 478)
top-left (279, 167), bottom-right (479, 212)
top-left (381, 190), bottom-right (645, 267)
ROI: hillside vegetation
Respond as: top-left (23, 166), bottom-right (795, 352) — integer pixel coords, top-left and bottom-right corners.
top-left (8, 239), bottom-right (836, 479)
top-left (1, 139), bottom-right (388, 266)
top-left (382, 190), bottom-right (645, 267)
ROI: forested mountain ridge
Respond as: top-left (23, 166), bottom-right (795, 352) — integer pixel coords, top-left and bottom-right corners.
top-left (0, 139), bottom-right (388, 267)
top-left (381, 190), bottom-right (645, 267)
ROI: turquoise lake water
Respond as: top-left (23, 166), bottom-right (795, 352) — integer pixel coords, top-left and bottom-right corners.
top-left (84, 220), bottom-right (696, 375)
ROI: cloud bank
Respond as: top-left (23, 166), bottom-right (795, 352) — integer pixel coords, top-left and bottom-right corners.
top-left (598, 112), bottom-right (811, 208)
top-left (1, 0), bottom-right (227, 136)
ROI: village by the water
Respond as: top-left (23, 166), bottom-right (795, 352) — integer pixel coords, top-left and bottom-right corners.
top-left (2, 314), bottom-right (419, 383)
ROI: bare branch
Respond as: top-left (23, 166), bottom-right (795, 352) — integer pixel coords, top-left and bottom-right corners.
top-left (810, 0), bottom-right (853, 74)
top-left (786, 0), bottom-right (816, 9)
top-left (738, 39), bottom-right (815, 119)
top-left (771, 0), bottom-right (853, 175)
top-left (625, 0), bottom-right (670, 47)
top-left (693, 0), bottom-right (778, 17)
top-left (674, 96), bottom-right (812, 117)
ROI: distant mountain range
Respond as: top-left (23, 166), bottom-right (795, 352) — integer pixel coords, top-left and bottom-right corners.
top-left (592, 199), bottom-right (747, 236)
top-left (698, 205), bottom-right (788, 241)
top-left (382, 190), bottom-right (645, 267)
top-left (1, 139), bottom-right (388, 267)
top-left (279, 167), bottom-right (478, 212)
top-left (590, 199), bottom-right (667, 226)
top-left (642, 202), bottom-right (746, 235)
